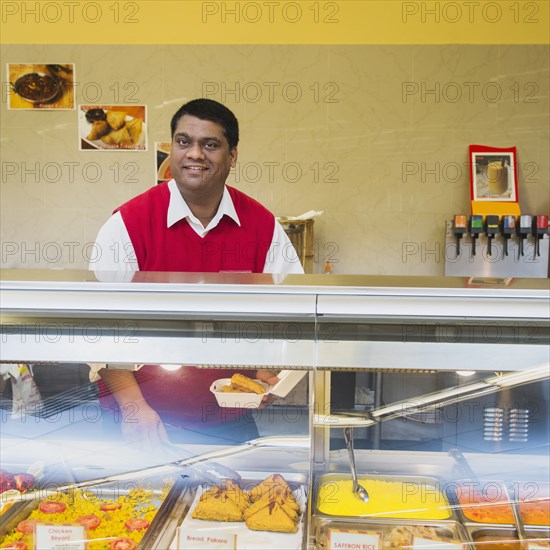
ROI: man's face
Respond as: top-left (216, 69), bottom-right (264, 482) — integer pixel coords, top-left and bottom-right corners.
top-left (170, 115), bottom-right (237, 198)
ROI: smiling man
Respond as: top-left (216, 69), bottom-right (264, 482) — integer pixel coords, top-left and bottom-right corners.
top-left (93, 98), bottom-right (301, 274)
top-left (90, 99), bottom-right (303, 447)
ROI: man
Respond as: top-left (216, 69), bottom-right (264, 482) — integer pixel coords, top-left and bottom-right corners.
top-left (91, 99), bottom-right (303, 447)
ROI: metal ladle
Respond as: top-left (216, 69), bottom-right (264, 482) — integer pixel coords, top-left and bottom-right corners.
top-left (343, 427), bottom-right (369, 502)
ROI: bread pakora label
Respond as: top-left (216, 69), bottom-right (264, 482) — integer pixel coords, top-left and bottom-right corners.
top-left (35, 523), bottom-right (86, 550)
top-left (177, 528), bottom-right (236, 549)
top-left (328, 528), bottom-right (382, 550)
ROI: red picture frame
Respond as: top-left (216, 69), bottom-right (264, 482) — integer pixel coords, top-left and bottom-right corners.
top-left (469, 145), bottom-right (518, 203)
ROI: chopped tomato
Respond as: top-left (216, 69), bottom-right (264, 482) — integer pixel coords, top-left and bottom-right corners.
top-left (1, 542), bottom-right (28, 549)
top-left (76, 514), bottom-right (101, 530)
top-left (13, 474), bottom-right (35, 493)
top-left (17, 519), bottom-right (38, 533)
top-left (38, 500), bottom-right (67, 514)
top-left (109, 538), bottom-right (137, 550)
top-left (124, 517), bottom-right (149, 531)
top-left (100, 502), bottom-right (122, 512)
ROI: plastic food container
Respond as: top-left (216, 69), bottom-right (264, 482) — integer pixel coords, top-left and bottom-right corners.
top-left (210, 370), bottom-right (307, 408)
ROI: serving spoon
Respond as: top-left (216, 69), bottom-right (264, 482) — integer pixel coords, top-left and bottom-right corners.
top-left (343, 427), bottom-right (369, 502)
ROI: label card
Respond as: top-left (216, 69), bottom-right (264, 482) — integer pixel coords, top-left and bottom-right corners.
top-left (328, 528), bottom-right (382, 550)
top-left (413, 536), bottom-right (464, 548)
top-left (35, 523), bottom-right (86, 550)
top-left (177, 528), bottom-right (237, 549)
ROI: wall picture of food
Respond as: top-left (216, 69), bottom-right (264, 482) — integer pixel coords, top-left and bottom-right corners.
top-left (7, 63), bottom-right (75, 110)
top-left (79, 105), bottom-right (147, 151)
top-left (155, 142), bottom-right (172, 184)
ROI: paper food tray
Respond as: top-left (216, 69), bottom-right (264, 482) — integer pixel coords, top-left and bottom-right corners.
top-left (210, 370), bottom-right (307, 408)
top-left (176, 482), bottom-right (307, 549)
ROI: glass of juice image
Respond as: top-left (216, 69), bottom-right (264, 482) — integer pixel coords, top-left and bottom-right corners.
top-left (487, 160), bottom-right (509, 195)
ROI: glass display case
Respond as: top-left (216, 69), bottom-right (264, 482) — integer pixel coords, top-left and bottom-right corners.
top-left (1, 270), bottom-right (548, 549)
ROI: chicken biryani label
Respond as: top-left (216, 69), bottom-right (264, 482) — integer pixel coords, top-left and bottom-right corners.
top-left (328, 529), bottom-right (382, 550)
top-left (177, 528), bottom-right (237, 549)
top-left (413, 536), bottom-right (464, 548)
top-left (35, 523), bottom-right (86, 550)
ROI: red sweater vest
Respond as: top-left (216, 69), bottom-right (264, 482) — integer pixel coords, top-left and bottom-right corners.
top-left (116, 182), bottom-right (275, 273)
top-left (100, 183), bottom-right (275, 428)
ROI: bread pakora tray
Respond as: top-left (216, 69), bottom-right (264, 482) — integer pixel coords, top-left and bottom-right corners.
top-left (0, 474), bottom-right (187, 550)
top-left (175, 472), bottom-right (308, 549)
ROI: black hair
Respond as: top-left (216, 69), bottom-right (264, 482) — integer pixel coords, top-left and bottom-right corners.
top-left (170, 98), bottom-right (239, 149)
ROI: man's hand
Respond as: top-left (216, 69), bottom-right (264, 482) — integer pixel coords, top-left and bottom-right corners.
top-left (256, 369), bottom-right (279, 385)
top-left (256, 369), bottom-right (279, 407)
top-left (100, 369), bottom-right (169, 450)
top-left (120, 400), bottom-right (169, 450)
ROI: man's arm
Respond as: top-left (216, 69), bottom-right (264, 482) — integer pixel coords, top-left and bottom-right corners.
top-left (100, 369), bottom-right (168, 447)
top-left (89, 212), bottom-right (139, 274)
top-left (263, 222), bottom-right (305, 274)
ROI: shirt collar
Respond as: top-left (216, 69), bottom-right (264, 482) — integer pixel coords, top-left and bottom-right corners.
top-left (167, 179), bottom-right (241, 230)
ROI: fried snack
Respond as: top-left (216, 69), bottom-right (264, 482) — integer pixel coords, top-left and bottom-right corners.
top-left (191, 487), bottom-right (243, 522)
top-left (125, 117), bottom-right (143, 143)
top-left (245, 501), bottom-right (298, 533)
top-left (106, 110), bottom-right (127, 130)
top-left (101, 126), bottom-right (132, 147)
top-left (222, 480), bottom-right (250, 513)
top-left (87, 120), bottom-right (110, 140)
top-left (243, 492), bottom-right (299, 522)
top-left (230, 373), bottom-right (265, 395)
top-left (221, 385), bottom-right (248, 393)
top-left (248, 474), bottom-right (294, 502)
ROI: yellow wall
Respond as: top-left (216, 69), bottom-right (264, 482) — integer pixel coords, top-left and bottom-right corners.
top-left (1, 43), bottom-right (548, 274)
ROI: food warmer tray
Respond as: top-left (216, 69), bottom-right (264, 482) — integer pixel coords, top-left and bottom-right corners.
top-left (173, 471), bottom-right (309, 550)
top-left (0, 474), bottom-right (188, 550)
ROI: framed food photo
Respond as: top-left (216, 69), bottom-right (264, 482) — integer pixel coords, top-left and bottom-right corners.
top-left (469, 145), bottom-right (518, 202)
top-left (79, 105), bottom-right (147, 151)
top-left (7, 63), bottom-right (75, 110)
top-left (155, 142), bottom-right (172, 184)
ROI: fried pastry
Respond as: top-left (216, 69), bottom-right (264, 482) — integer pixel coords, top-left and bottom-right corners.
top-left (101, 126), bottom-right (132, 147)
top-left (230, 373), bottom-right (265, 395)
top-left (248, 474), bottom-right (294, 502)
top-left (243, 493), bottom-right (299, 522)
top-left (221, 385), bottom-right (247, 393)
top-left (245, 501), bottom-right (298, 533)
top-left (222, 479), bottom-right (250, 512)
top-left (106, 110), bottom-right (127, 130)
top-left (191, 487), bottom-right (243, 522)
top-left (87, 120), bottom-right (110, 140)
top-left (125, 117), bottom-right (143, 143)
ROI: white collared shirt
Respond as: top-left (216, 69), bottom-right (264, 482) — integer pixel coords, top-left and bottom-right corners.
top-left (90, 180), bottom-right (304, 274)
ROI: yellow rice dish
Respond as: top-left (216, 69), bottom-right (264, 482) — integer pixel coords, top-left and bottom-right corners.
top-left (317, 479), bottom-right (451, 519)
top-left (1, 483), bottom-right (172, 550)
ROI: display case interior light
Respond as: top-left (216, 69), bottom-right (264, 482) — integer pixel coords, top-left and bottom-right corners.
top-left (159, 364), bottom-right (183, 371)
top-left (456, 370), bottom-right (476, 376)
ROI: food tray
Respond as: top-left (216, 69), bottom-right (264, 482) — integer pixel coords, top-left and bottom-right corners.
top-left (447, 479), bottom-right (523, 526)
top-left (174, 471), bottom-right (308, 550)
top-left (0, 473), bottom-right (187, 550)
top-left (466, 525), bottom-right (550, 548)
top-left (210, 371), bottom-right (307, 408)
top-left (448, 479), bottom-right (550, 527)
top-left (315, 473), bottom-right (456, 521)
top-left (313, 517), bottom-right (470, 549)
